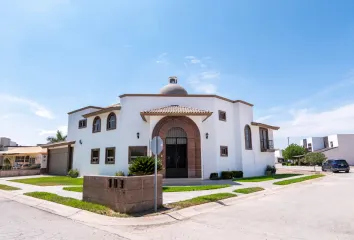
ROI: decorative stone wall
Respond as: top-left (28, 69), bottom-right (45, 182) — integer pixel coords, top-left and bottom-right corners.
top-left (152, 116), bottom-right (202, 178)
top-left (83, 175), bottom-right (163, 214)
top-left (0, 169), bottom-right (40, 178)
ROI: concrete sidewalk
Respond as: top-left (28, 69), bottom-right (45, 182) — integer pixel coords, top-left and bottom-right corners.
top-left (0, 174), bottom-right (310, 204)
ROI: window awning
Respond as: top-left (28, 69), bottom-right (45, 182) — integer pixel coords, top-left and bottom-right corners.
top-left (140, 105), bottom-right (213, 122)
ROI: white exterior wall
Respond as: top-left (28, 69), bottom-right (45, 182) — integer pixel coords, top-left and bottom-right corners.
top-left (67, 107), bottom-right (103, 142)
top-left (311, 137), bottom-right (325, 151)
top-left (68, 96), bottom-right (277, 178)
top-left (327, 134), bottom-right (339, 148)
top-left (335, 134), bottom-right (354, 165)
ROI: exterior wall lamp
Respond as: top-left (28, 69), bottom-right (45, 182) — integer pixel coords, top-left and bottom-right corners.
top-left (206, 133), bottom-right (209, 139)
top-left (137, 132), bottom-right (140, 139)
top-left (79, 139), bottom-right (83, 145)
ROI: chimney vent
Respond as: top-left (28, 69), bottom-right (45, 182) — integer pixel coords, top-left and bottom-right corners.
top-left (169, 76), bottom-right (178, 84)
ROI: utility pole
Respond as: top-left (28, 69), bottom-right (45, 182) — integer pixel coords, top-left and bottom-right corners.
top-left (287, 137), bottom-right (290, 146)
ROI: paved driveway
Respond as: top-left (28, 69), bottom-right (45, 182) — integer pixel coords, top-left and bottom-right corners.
top-left (131, 172), bottom-right (354, 240)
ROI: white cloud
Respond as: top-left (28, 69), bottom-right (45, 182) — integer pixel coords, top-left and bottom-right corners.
top-left (185, 56), bottom-right (201, 64)
top-left (39, 125), bottom-right (67, 136)
top-left (200, 71), bottom-right (220, 79)
top-left (274, 102), bottom-right (354, 147)
top-left (156, 53), bottom-right (168, 64)
top-left (194, 83), bottom-right (218, 94)
top-left (255, 115), bottom-right (273, 122)
top-left (0, 94), bottom-right (54, 119)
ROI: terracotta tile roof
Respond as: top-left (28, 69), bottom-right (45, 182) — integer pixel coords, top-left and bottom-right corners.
top-left (142, 105), bottom-right (212, 114)
top-left (140, 105), bottom-right (213, 122)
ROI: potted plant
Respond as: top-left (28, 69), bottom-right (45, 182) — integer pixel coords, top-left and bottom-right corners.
top-left (265, 165), bottom-right (274, 176)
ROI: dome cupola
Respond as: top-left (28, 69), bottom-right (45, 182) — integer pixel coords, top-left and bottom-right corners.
top-left (159, 76), bottom-right (188, 95)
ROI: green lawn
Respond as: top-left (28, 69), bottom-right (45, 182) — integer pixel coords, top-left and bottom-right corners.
top-left (0, 184), bottom-right (21, 191)
top-left (234, 174), bottom-right (303, 182)
top-left (63, 186), bottom-right (83, 192)
top-left (163, 184), bottom-right (231, 192)
top-left (63, 185), bottom-right (232, 193)
top-left (167, 193), bottom-right (236, 209)
top-left (273, 174), bottom-right (325, 185)
top-left (24, 192), bottom-right (126, 217)
top-left (233, 187), bottom-right (264, 194)
top-left (10, 177), bottom-right (83, 186)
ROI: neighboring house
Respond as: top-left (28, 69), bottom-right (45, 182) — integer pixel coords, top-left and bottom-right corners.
top-left (274, 149), bottom-right (284, 163)
top-left (0, 146), bottom-right (47, 169)
top-left (0, 137), bottom-right (19, 166)
top-left (44, 77), bottom-right (280, 178)
top-left (300, 134), bottom-right (354, 165)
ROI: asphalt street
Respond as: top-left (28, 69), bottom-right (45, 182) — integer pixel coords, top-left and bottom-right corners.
top-left (133, 172), bottom-right (354, 240)
top-left (0, 196), bottom-right (127, 240)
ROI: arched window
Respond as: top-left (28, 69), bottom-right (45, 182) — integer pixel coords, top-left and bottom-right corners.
top-left (244, 125), bottom-right (252, 150)
top-left (92, 116), bottom-right (101, 133)
top-left (107, 112), bottom-right (117, 130)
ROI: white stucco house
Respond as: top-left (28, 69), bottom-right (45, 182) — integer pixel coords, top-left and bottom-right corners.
top-left (43, 77), bottom-right (279, 178)
top-left (300, 134), bottom-right (354, 165)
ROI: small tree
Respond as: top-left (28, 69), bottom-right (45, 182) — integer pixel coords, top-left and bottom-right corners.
top-left (282, 144), bottom-right (306, 163)
top-left (304, 152), bottom-right (326, 172)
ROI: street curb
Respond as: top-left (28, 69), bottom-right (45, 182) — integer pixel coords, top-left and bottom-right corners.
top-left (0, 175), bottom-right (328, 227)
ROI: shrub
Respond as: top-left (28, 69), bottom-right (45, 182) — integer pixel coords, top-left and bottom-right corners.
top-left (265, 165), bottom-right (276, 174)
top-left (115, 171), bottom-right (125, 176)
top-left (220, 171), bottom-right (233, 179)
top-left (231, 171), bottom-right (243, 178)
top-left (209, 172), bottom-right (219, 180)
top-left (68, 169), bottom-right (79, 178)
top-left (128, 156), bottom-right (162, 176)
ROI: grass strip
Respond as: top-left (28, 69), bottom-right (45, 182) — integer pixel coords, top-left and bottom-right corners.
top-left (24, 192), bottom-right (126, 217)
top-left (10, 177), bottom-right (83, 186)
top-left (63, 185), bottom-right (231, 193)
top-left (63, 186), bottom-right (83, 192)
top-left (233, 187), bottom-right (264, 194)
top-left (163, 184), bottom-right (231, 192)
top-left (273, 174), bottom-right (325, 185)
top-left (0, 184), bottom-right (21, 191)
top-left (235, 174), bottom-right (303, 182)
top-left (167, 193), bottom-right (236, 209)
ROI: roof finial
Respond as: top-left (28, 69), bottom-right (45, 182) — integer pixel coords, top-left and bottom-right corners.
top-left (169, 76), bottom-right (178, 84)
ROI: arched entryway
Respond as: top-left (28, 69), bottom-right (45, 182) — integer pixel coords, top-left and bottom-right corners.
top-left (152, 116), bottom-right (201, 178)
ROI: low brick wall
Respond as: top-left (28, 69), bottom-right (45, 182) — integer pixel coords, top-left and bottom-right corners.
top-left (83, 175), bottom-right (163, 214)
top-left (0, 169), bottom-right (41, 178)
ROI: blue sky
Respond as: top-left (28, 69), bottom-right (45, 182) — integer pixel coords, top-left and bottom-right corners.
top-left (1, 0), bottom-right (354, 148)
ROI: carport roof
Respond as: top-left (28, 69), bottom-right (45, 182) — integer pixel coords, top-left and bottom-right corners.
top-left (41, 141), bottom-right (76, 149)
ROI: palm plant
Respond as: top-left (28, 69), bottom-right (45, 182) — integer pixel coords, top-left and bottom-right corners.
top-left (47, 130), bottom-right (67, 143)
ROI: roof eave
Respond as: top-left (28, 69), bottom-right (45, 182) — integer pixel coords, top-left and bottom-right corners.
top-left (82, 106), bottom-right (121, 118)
top-left (41, 141), bottom-right (76, 149)
top-left (140, 112), bottom-right (213, 122)
top-left (251, 122), bottom-right (280, 130)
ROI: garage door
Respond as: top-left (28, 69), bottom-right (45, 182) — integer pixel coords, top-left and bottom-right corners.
top-left (48, 148), bottom-right (69, 176)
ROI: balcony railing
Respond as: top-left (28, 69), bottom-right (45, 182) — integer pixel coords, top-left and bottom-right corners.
top-left (260, 139), bottom-right (274, 152)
